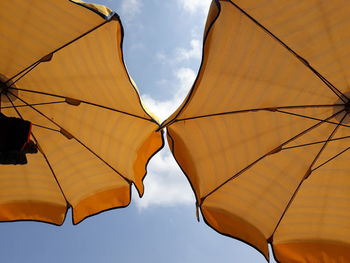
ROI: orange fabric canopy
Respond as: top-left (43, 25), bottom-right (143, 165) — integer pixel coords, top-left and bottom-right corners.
top-left (164, 1), bottom-right (350, 262)
top-left (0, 0), bottom-right (163, 225)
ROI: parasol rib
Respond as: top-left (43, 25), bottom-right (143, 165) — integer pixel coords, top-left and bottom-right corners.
top-left (0, 98), bottom-right (65, 131)
top-left (7, 61), bottom-right (41, 88)
top-left (201, 109), bottom-right (345, 203)
top-left (5, 93), bottom-right (70, 208)
top-left (275, 109), bottom-right (350, 129)
top-left (166, 104), bottom-right (349, 129)
top-left (269, 111), bottom-right (347, 241)
top-left (31, 123), bottom-right (61, 132)
top-left (8, 91), bottom-right (133, 186)
top-left (0, 101), bottom-right (66, 109)
top-left (228, 0), bottom-right (349, 103)
top-left (282, 135), bottom-right (350, 151)
top-left (30, 135), bottom-right (71, 209)
top-left (10, 87), bottom-right (154, 123)
top-left (312, 146), bottom-right (350, 172)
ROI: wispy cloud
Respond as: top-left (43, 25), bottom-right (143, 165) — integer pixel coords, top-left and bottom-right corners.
top-left (156, 38), bottom-right (202, 66)
top-left (178, 0), bottom-right (211, 15)
top-left (120, 0), bottom-right (142, 21)
top-left (141, 67), bottom-right (196, 122)
top-left (175, 39), bottom-right (201, 62)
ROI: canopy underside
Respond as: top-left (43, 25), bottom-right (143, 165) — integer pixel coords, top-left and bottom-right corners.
top-left (165, 1), bottom-right (350, 262)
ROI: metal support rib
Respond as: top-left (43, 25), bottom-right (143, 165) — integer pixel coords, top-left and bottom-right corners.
top-left (10, 87), bottom-right (153, 122)
top-left (312, 146), bottom-right (350, 172)
top-left (6, 61), bottom-right (41, 88)
top-left (165, 105), bottom-right (350, 130)
top-left (275, 109), bottom-right (350, 129)
top-left (159, 104), bottom-right (345, 131)
top-left (282, 135), bottom-right (350, 150)
top-left (0, 101), bottom-right (66, 109)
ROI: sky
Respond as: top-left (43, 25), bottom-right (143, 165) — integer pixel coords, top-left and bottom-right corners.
top-left (0, 1), bottom-right (276, 262)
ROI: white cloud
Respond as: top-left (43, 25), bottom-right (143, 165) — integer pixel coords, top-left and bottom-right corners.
top-left (175, 39), bottom-right (201, 62)
top-left (120, 0), bottom-right (142, 21)
top-left (156, 38), bottom-right (202, 66)
top-left (178, 0), bottom-right (211, 15)
top-left (136, 67), bottom-right (197, 209)
top-left (133, 145), bottom-right (195, 209)
top-left (141, 67), bottom-right (196, 122)
top-left (156, 52), bottom-right (168, 64)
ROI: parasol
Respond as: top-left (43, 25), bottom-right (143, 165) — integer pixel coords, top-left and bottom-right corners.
top-left (163, 0), bottom-right (350, 262)
top-left (0, 0), bottom-right (163, 225)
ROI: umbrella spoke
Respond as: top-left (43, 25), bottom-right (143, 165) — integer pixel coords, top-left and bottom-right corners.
top-left (312, 146), bottom-right (350, 172)
top-left (30, 132), bottom-right (71, 209)
top-left (169, 104), bottom-right (344, 124)
top-left (275, 109), bottom-right (350, 129)
top-left (307, 112), bottom-right (347, 170)
top-left (31, 123), bottom-right (60, 133)
top-left (282, 135), bottom-right (350, 150)
top-left (228, 1), bottom-right (349, 103)
top-left (0, 101), bottom-right (66, 109)
top-left (6, 61), bottom-right (41, 88)
top-left (8, 90), bottom-right (133, 186)
top-left (5, 93), bottom-right (70, 208)
top-left (201, 109), bottom-right (345, 203)
top-left (269, 112), bottom-right (347, 241)
top-left (0, 98), bottom-right (65, 132)
top-left (10, 87), bottom-right (154, 122)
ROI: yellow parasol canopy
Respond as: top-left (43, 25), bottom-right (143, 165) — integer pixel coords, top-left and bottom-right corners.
top-left (164, 0), bottom-right (350, 262)
top-left (0, 0), bottom-right (163, 225)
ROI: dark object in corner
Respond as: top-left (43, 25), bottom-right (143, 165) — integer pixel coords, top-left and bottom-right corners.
top-left (0, 112), bottom-right (37, 165)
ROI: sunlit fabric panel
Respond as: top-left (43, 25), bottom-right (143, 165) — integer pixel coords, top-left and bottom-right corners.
top-left (165, 1), bottom-right (337, 122)
top-left (273, 116), bottom-right (350, 263)
top-left (0, 0), bottom-right (163, 225)
top-left (31, 125), bottom-right (131, 224)
top-left (201, 141), bottom-right (327, 259)
top-left (16, 20), bottom-right (149, 118)
top-left (0, 0), bottom-right (108, 78)
top-left (165, 0), bottom-right (350, 262)
top-left (168, 107), bottom-right (345, 259)
top-left (168, 108), bottom-right (339, 199)
top-left (233, 0), bottom-right (350, 95)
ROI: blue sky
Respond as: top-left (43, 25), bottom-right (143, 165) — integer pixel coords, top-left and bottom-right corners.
top-left (0, 1), bottom-right (276, 262)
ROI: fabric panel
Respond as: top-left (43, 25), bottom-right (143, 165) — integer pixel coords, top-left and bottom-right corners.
top-left (0, 0), bottom-right (105, 78)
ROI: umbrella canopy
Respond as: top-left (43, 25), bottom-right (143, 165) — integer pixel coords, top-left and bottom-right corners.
top-left (0, 0), bottom-right (163, 225)
top-left (163, 0), bottom-right (350, 262)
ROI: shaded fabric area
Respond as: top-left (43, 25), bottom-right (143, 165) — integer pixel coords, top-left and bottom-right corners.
top-left (164, 0), bottom-right (350, 262)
